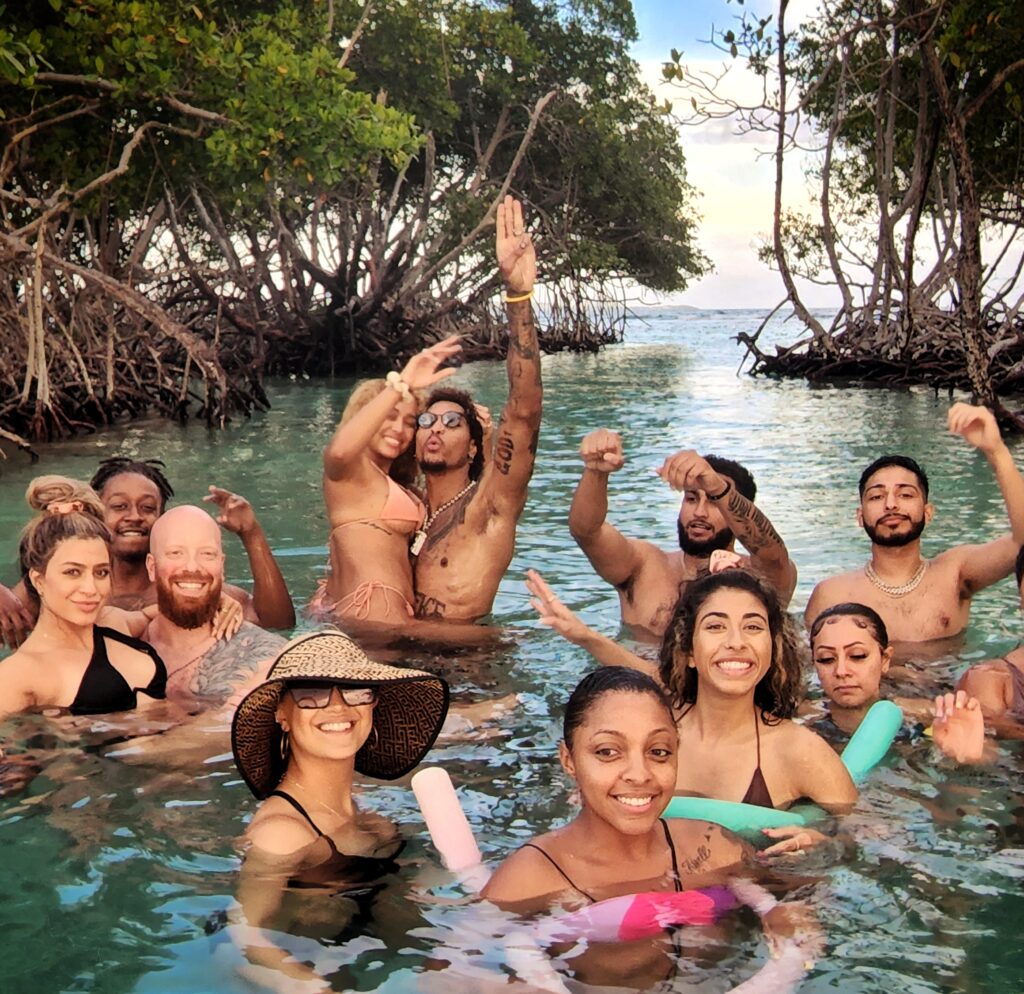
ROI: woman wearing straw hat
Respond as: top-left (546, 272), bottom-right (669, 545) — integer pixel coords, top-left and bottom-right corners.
top-left (232, 628), bottom-right (449, 861)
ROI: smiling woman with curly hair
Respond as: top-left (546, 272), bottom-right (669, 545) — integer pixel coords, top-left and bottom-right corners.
top-left (659, 569), bottom-right (855, 814)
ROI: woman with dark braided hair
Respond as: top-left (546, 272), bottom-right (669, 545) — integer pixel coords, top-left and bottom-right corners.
top-left (660, 570), bottom-right (856, 813)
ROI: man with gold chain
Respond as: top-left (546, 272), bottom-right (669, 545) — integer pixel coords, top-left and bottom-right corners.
top-left (805, 403), bottom-right (1024, 643)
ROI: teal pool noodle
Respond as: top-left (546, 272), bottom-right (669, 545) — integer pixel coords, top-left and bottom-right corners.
top-left (662, 795), bottom-right (808, 834)
top-left (664, 699), bottom-right (904, 835)
top-left (840, 699), bottom-right (903, 783)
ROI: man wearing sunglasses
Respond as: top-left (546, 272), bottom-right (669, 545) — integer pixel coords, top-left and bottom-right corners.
top-left (412, 196), bottom-right (542, 622)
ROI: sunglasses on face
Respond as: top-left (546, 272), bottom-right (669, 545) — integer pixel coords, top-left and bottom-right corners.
top-left (287, 682), bottom-right (378, 709)
top-left (417, 411), bottom-right (466, 430)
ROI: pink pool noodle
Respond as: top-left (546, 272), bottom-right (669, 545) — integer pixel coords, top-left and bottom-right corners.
top-left (411, 767), bottom-right (483, 872)
top-left (549, 886), bottom-right (738, 943)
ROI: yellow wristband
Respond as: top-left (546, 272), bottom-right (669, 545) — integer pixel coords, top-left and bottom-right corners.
top-left (503, 289), bottom-right (534, 304)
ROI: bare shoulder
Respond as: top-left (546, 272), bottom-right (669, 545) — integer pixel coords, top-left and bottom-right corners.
top-left (0, 650), bottom-right (37, 709)
top-left (246, 806), bottom-right (320, 857)
top-left (667, 818), bottom-right (750, 874)
top-left (480, 835), bottom-right (566, 905)
top-left (805, 570), bottom-right (862, 621)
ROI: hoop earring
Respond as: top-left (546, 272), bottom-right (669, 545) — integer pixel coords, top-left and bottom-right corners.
top-left (279, 730), bottom-right (290, 762)
top-left (370, 725), bottom-right (379, 748)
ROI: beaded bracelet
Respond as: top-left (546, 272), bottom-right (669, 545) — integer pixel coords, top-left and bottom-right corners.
top-left (385, 371), bottom-right (412, 400)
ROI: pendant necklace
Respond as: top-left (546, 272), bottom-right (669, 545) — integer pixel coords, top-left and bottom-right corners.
top-left (411, 481), bottom-right (477, 556)
top-left (864, 559), bottom-right (927, 597)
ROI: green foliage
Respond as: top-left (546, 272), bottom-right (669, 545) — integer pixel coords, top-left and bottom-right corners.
top-left (794, 0), bottom-right (1024, 221)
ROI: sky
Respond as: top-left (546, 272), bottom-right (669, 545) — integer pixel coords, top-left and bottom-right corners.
top-left (627, 0), bottom-right (839, 309)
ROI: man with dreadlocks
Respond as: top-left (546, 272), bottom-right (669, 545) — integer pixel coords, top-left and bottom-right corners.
top-left (0, 458), bottom-right (294, 647)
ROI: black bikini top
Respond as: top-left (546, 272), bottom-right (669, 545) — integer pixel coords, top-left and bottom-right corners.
top-left (69, 626), bottom-right (167, 715)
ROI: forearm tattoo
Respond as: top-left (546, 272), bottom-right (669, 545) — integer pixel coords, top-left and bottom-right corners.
top-left (724, 489), bottom-right (785, 555)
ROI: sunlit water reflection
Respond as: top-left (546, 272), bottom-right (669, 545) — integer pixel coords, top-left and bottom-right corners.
top-left (0, 309), bottom-right (1021, 992)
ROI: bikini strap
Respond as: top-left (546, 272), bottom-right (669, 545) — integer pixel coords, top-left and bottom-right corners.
top-left (267, 790), bottom-right (344, 858)
top-left (753, 705), bottom-right (762, 765)
top-left (659, 818), bottom-right (683, 892)
top-left (520, 843), bottom-right (597, 903)
top-left (268, 790), bottom-right (325, 837)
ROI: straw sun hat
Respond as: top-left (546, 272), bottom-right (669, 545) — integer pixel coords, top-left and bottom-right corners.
top-left (231, 629), bottom-right (450, 799)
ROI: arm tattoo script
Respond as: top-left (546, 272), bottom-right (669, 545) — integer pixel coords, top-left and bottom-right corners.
top-left (724, 488), bottom-right (785, 556)
top-left (494, 431), bottom-right (515, 475)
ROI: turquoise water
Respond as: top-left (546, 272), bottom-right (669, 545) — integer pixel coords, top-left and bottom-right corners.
top-left (1, 308), bottom-right (1022, 992)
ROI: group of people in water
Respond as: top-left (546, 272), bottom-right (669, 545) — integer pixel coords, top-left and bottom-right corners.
top-left (1, 196), bottom-right (1022, 990)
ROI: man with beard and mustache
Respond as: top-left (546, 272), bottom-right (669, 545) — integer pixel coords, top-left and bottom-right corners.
top-left (0, 459), bottom-right (294, 647)
top-left (568, 430), bottom-right (796, 640)
top-left (410, 195), bottom-right (542, 622)
top-left (805, 403), bottom-right (1024, 643)
top-left (141, 506), bottom-right (285, 708)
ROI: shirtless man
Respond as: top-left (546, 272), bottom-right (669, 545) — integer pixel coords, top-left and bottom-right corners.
top-left (0, 459), bottom-right (294, 647)
top-left (411, 196), bottom-right (542, 621)
top-left (141, 505), bottom-right (285, 708)
top-left (568, 432), bottom-right (797, 639)
top-left (804, 403), bottom-right (1024, 643)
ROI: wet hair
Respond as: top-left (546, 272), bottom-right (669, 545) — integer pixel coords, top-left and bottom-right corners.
top-left (1015, 545), bottom-right (1024, 588)
top-left (658, 569), bottom-right (802, 721)
top-left (423, 387), bottom-right (485, 481)
top-left (19, 476), bottom-right (111, 605)
top-left (858, 455), bottom-right (929, 500)
top-left (563, 666), bottom-right (672, 750)
top-left (340, 378), bottom-right (425, 488)
top-left (90, 457), bottom-right (174, 511)
top-left (703, 455), bottom-right (756, 502)
top-left (809, 602), bottom-right (890, 649)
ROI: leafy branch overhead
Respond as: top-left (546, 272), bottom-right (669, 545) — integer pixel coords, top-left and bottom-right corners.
top-left (2, 0), bottom-right (706, 447)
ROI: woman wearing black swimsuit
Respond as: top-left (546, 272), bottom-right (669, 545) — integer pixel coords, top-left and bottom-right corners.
top-left (0, 476), bottom-right (166, 721)
top-left (229, 630), bottom-right (448, 979)
top-left (482, 667), bottom-right (823, 991)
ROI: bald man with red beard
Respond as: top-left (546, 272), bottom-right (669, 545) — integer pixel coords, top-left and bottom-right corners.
top-left (142, 506), bottom-right (285, 708)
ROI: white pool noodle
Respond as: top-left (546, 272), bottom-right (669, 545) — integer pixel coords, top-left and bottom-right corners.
top-left (411, 767), bottom-right (484, 874)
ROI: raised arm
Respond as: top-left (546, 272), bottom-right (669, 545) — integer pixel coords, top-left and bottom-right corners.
top-left (657, 450), bottom-right (797, 606)
top-left (204, 486), bottom-right (294, 628)
top-left (947, 402), bottom-right (1023, 592)
top-left (525, 570), bottom-right (660, 680)
top-left (483, 196), bottom-right (542, 514)
top-left (568, 429), bottom-right (641, 587)
top-left (322, 337), bottom-right (462, 481)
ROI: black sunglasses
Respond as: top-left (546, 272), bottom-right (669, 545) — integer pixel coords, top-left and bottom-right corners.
top-left (417, 411), bottom-right (466, 430)
top-left (287, 682), bottom-right (378, 709)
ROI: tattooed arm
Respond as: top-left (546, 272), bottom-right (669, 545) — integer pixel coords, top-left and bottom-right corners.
top-left (479, 195), bottom-right (542, 517)
top-left (719, 485), bottom-right (797, 606)
top-left (657, 449), bottom-right (797, 607)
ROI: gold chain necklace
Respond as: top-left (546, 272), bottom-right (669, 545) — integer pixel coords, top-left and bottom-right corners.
top-left (864, 559), bottom-right (927, 597)
top-left (411, 480), bottom-right (477, 556)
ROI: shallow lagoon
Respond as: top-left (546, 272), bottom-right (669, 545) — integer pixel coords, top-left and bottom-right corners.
top-left (0, 309), bottom-right (1022, 993)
